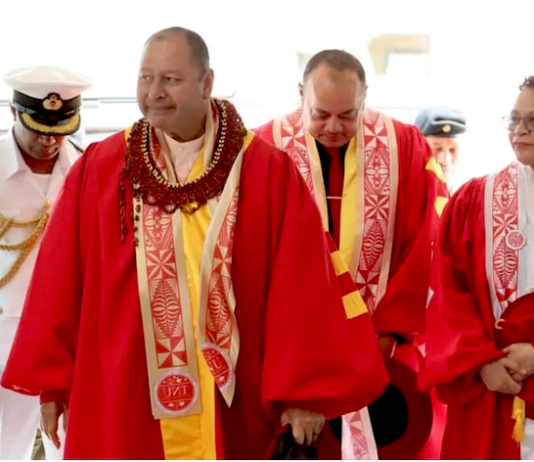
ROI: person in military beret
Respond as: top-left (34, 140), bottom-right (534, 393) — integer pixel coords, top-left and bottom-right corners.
top-left (0, 65), bottom-right (91, 460)
top-left (415, 106), bottom-right (466, 189)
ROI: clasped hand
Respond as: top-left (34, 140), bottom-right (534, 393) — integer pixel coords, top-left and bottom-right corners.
top-left (481, 343), bottom-right (534, 394)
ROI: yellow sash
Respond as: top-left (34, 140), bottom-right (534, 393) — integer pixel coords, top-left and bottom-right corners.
top-left (272, 108), bottom-right (398, 312)
top-left (125, 112), bottom-right (254, 458)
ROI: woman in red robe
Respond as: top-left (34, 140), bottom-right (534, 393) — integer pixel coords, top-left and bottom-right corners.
top-left (422, 76), bottom-right (534, 459)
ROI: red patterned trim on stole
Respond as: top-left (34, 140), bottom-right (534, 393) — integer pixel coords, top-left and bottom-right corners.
top-left (142, 204), bottom-right (189, 369)
top-left (355, 110), bottom-right (394, 312)
top-left (489, 163), bottom-right (520, 315)
top-left (342, 410), bottom-right (375, 460)
top-left (278, 108), bottom-right (315, 191)
top-left (142, 130), bottom-right (189, 370)
top-left (200, 189), bottom-right (240, 391)
top-left (277, 109), bottom-right (395, 313)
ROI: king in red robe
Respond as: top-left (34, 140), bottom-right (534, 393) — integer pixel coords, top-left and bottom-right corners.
top-left (0, 28), bottom-right (388, 461)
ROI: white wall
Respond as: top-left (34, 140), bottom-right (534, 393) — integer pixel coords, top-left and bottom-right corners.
top-left (1, 0), bottom-right (532, 184)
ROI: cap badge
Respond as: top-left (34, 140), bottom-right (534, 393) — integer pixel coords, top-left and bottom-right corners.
top-left (42, 93), bottom-right (63, 111)
top-left (442, 124), bottom-right (451, 133)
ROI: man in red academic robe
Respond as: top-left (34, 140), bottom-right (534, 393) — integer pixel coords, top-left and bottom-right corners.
top-left (0, 28), bottom-right (388, 460)
top-left (422, 76), bottom-right (534, 459)
top-left (255, 49), bottom-right (449, 459)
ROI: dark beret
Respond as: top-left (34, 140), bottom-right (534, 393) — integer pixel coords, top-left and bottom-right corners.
top-left (414, 106), bottom-right (466, 137)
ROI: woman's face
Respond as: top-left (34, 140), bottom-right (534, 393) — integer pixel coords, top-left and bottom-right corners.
top-left (508, 88), bottom-right (534, 168)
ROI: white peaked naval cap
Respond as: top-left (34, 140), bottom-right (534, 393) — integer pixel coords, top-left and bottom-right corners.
top-left (3, 65), bottom-right (92, 101)
top-left (2, 66), bottom-right (92, 136)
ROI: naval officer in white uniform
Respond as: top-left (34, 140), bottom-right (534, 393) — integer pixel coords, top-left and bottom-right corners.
top-left (0, 65), bottom-right (91, 459)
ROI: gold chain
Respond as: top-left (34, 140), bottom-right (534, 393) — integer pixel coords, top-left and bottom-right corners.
top-left (0, 210), bottom-right (49, 288)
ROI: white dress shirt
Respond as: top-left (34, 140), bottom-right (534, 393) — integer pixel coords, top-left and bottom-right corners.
top-left (164, 133), bottom-right (204, 183)
top-left (0, 130), bottom-right (81, 368)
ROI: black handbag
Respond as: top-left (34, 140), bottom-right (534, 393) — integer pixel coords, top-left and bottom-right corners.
top-left (266, 425), bottom-right (318, 460)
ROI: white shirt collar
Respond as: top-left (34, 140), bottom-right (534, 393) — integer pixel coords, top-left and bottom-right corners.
top-left (3, 129), bottom-right (78, 180)
top-left (163, 133), bottom-right (205, 155)
top-left (3, 130), bottom-right (24, 179)
top-left (163, 133), bottom-right (205, 183)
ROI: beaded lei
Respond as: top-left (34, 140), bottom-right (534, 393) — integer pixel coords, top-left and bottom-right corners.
top-left (119, 98), bottom-right (247, 245)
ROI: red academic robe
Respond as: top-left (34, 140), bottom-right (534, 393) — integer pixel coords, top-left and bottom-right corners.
top-left (422, 177), bottom-right (534, 459)
top-left (255, 116), bottom-right (448, 459)
top-left (1, 131), bottom-right (388, 460)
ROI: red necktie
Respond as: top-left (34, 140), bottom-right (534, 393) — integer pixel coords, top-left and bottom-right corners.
top-left (326, 147), bottom-right (344, 247)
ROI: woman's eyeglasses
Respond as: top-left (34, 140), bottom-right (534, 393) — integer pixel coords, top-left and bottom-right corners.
top-left (503, 115), bottom-right (534, 132)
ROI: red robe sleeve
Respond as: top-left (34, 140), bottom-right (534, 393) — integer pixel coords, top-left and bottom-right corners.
top-left (420, 179), bottom-right (504, 404)
top-left (372, 124), bottom-right (449, 341)
top-left (252, 122), bottom-right (274, 143)
top-left (1, 145), bottom-right (97, 402)
top-left (261, 149), bottom-right (389, 420)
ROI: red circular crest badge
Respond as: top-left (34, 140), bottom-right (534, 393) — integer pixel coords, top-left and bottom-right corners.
top-left (153, 370), bottom-right (198, 416)
top-left (506, 230), bottom-right (526, 251)
top-left (201, 344), bottom-right (234, 391)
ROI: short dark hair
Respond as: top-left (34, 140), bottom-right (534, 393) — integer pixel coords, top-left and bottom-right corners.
top-left (520, 76), bottom-right (534, 91)
top-left (303, 49), bottom-right (366, 84)
top-left (146, 27), bottom-right (210, 74)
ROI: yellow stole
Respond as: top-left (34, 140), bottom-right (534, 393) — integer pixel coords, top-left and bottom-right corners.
top-left (159, 151), bottom-right (216, 459)
top-left (127, 118), bottom-right (254, 458)
top-left (272, 108), bottom-right (399, 313)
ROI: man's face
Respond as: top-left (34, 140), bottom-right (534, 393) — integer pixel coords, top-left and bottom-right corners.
top-left (137, 35), bottom-right (213, 136)
top-left (426, 136), bottom-right (459, 183)
top-left (10, 106), bottom-right (66, 161)
top-left (300, 65), bottom-right (366, 149)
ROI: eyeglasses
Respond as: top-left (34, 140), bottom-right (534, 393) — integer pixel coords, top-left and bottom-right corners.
top-left (503, 115), bottom-right (534, 132)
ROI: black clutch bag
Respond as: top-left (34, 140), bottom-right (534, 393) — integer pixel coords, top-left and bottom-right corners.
top-left (266, 425), bottom-right (318, 460)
